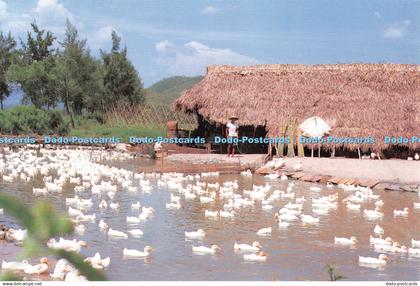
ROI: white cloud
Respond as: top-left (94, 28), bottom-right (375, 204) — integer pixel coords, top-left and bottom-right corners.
top-left (0, 0), bottom-right (79, 35)
top-left (383, 20), bottom-right (410, 39)
top-left (33, 0), bottom-right (76, 35)
top-left (0, 0), bottom-right (6, 17)
top-left (201, 6), bottom-right (218, 15)
top-left (0, 1), bottom-right (32, 33)
top-left (155, 40), bottom-right (175, 54)
top-left (156, 40), bottom-right (259, 76)
top-left (88, 26), bottom-right (122, 50)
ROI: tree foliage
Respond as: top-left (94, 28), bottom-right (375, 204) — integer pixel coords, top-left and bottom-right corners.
top-left (101, 30), bottom-right (144, 107)
top-left (2, 20), bottom-right (145, 116)
top-left (0, 194), bottom-right (106, 281)
top-left (0, 31), bottom-right (16, 109)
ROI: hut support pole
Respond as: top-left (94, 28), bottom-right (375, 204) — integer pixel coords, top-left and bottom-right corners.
top-left (318, 144), bottom-right (321, 158)
top-left (311, 146), bottom-right (314, 158)
top-left (331, 147), bottom-right (335, 158)
top-left (357, 147), bottom-right (361, 159)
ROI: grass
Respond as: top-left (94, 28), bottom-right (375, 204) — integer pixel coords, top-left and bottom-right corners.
top-left (67, 102), bottom-right (197, 142)
top-left (69, 119), bottom-right (166, 142)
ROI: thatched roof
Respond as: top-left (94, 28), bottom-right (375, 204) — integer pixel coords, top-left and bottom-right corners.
top-left (174, 64), bottom-right (420, 151)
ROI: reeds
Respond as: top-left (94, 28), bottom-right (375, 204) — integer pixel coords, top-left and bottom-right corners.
top-left (105, 103), bottom-right (197, 131)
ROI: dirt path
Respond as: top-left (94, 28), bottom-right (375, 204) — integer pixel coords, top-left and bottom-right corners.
top-left (284, 157), bottom-right (420, 184)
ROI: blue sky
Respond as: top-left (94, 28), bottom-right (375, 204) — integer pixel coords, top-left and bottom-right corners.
top-left (1, 0), bottom-right (419, 86)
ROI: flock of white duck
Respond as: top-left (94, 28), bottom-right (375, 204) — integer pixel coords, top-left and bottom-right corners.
top-left (0, 146), bottom-right (419, 280)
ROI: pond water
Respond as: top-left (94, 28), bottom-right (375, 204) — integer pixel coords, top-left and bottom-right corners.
top-left (0, 148), bottom-right (419, 281)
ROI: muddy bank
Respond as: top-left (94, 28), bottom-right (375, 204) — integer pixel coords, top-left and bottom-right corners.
top-left (283, 157), bottom-right (420, 186)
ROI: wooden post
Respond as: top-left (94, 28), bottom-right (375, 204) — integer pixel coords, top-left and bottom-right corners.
top-left (287, 120), bottom-right (296, 157)
top-left (278, 122), bottom-right (287, 157)
top-left (318, 143), bottom-right (321, 158)
top-left (297, 129), bottom-right (304, 157)
top-left (357, 147), bottom-right (361, 159)
top-left (330, 147), bottom-right (335, 158)
top-left (311, 146), bottom-right (314, 158)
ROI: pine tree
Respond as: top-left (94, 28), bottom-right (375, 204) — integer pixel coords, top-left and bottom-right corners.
top-left (0, 31), bottom-right (16, 109)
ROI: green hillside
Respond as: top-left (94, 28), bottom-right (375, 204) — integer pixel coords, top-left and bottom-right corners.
top-left (145, 76), bottom-right (203, 106)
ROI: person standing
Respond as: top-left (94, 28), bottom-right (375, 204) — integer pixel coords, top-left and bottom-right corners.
top-left (226, 116), bottom-right (239, 157)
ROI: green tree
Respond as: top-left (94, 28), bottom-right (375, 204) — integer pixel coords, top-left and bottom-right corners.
top-left (7, 22), bottom-right (57, 108)
top-left (101, 30), bottom-right (144, 108)
top-left (0, 31), bottom-right (16, 109)
top-left (59, 20), bottom-right (105, 115)
top-left (49, 56), bottom-right (79, 127)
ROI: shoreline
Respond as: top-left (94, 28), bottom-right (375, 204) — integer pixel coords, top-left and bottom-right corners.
top-left (164, 154), bottom-right (420, 192)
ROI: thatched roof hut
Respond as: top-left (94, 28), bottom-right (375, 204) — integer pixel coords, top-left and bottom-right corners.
top-left (174, 64), bottom-right (420, 153)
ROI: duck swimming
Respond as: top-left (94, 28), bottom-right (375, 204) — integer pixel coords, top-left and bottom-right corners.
top-left (123, 246), bottom-right (154, 258)
top-left (244, 251), bottom-right (268, 262)
top-left (334, 236), bottom-right (358, 245)
top-left (192, 245), bottom-right (221, 254)
top-left (24, 257), bottom-right (49, 275)
top-left (374, 225), bottom-right (384, 236)
top-left (257, 227), bottom-right (272, 236)
top-left (234, 241), bottom-right (262, 252)
top-left (108, 228), bottom-right (128, 239)
top-left (185, 229), bottom-right (206, 239)
top-left (359, 254), bottom-right (388, 265)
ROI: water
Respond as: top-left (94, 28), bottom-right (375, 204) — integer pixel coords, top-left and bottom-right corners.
top-left (0, 155), bottom-right (419, 281)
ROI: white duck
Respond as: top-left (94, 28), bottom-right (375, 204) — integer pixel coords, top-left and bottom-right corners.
top-left (309, 186), bottom-right (321, 192)
top-left (346, 202), bottom-right (361, 210)
top-left (204, 210), bottom-right (219, 218)
top-left (363, 208), bottom-right (384, 219)
top-left (108, 228), bottom-right (128, 239)
top-left (2, 260), bottom-right (30, 271)
top-left (234, 241), bottom-right (262, 252)
top-left (374, 225), bottom-right (384, 236)
top-left (257, 227), bottom-right (272, 236)
top-left (244, 251), bottom-right (268, 262)
top-left (370, 236), bottom-right (393, 245)
top-left (301, 214), bottom-right (319, 224)
top-left (359, 254), bottom-right (388, 265)
top-left (192, 245), bottom-right (221, 254)
top-left (123, 246), bottom-right (154, 258)
top-left (408, 248), bottom-right (420, 255)
top-left (279, 213), bottom-right (298, 221)
top-left (220, 210), bottom-right (235, 218)
top-left (393, 207), bottom-right (409, 217)
top-left (131, 201), bottom-right (141, 210)
top-left (50, 259), bottom-right (72, 280)
top-left (412, 239), bottom-right (420, 248)
top-left (126, 216), bottom-right (141, 224)
top-left (84, 253), bottom-right (110, 269)
top-left (271, 213), bottom-right (289, 227)
top-left (98, 200), bottom-right (108, 209)
top-left (334, 236), bottom-right (358, 245)
top-left (185, 229), bottom-right (206, 239)
top-left (98, 219), bottom-right (108, 230)
top-left (128, 229), bottom-right (144, 237)
top-left (166, 201), bottom-right (181, 210)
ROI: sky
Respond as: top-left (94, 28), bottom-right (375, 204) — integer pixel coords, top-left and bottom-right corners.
top-left (0, 0), bottom-right (419, 87)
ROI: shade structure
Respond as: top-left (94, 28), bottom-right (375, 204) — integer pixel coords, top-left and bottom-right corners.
top-left (299, 116), bottom-right (331, 138)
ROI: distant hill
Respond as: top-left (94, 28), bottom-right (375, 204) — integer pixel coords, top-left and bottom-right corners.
top-left (145, 76), bottom-right (203, 106)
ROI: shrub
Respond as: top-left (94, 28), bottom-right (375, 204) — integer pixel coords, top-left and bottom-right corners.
top-left (0, 106), bottom-right (68, 135)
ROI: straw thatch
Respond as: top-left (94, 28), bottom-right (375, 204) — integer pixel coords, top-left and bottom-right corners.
top-left (174, 64), bottom-right (420, 152)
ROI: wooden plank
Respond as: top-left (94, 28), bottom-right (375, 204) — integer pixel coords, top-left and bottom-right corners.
top-left (328, 177), bottom-right (341, 184)
top-left (358, 179), bottom-right (380, 188)
top-left (344, 178), bottom-right (356, 185)
top-left (319, 175), bottom-right (332, 184)
top-left (299, 174), bottom-right (314, 182)
top-left (291, 172), bottom-right (305, 179)
top-left (310, 175), bottom-right (323, 183)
